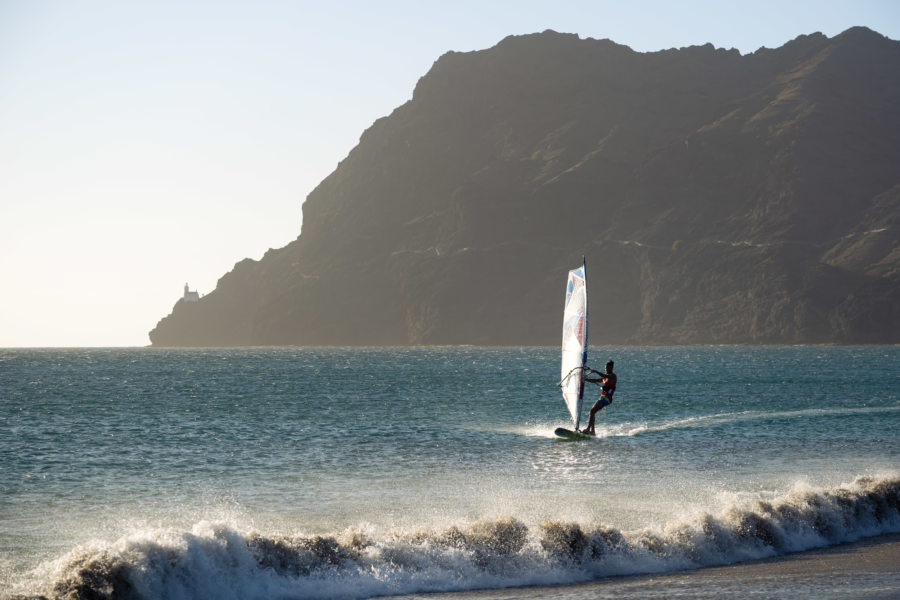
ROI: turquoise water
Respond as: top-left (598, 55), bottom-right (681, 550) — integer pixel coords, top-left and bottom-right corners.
top-left (1, 346), bottom-right (898, 598)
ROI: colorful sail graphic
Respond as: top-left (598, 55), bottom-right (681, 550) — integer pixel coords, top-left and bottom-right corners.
top-left (561, 260), bottom-right (588, 429)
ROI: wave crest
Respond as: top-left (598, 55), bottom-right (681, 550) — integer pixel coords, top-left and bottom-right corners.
top-left (14, 475), bottom-right (900, 600)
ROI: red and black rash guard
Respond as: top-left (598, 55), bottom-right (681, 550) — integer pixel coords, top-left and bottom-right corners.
top-left (600, 372), bottom-right (617, 398)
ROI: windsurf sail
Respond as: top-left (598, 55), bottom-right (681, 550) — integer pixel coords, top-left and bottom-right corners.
top-left (560, 258), bottom-right (588, 430)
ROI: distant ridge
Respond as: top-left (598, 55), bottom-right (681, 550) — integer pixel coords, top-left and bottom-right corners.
top-left (150, 27), bottom-right (900, 346)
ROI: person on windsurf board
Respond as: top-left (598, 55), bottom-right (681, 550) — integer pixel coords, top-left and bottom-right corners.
top-left (580, 360), bottom-right (616, 435)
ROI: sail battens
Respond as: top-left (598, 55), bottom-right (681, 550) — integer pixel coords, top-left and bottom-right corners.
top-left (561, 260), bottom-right (588, 429)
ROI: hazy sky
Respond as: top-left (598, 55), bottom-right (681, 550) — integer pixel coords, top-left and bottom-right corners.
top-left (2, 0), bottom-right (898, 347)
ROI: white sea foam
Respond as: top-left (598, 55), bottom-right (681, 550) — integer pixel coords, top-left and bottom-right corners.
top-left (8, 475), bottom-right (899, 600)
top-left (585, 405), bottom-right (900, 439)
top-left (486, 405), bottom-right (900, 440)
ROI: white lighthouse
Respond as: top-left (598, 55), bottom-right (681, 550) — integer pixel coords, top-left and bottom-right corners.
top-left (182, 283), bottom-right (200, 302)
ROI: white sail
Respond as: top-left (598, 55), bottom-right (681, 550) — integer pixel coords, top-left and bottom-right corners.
top-left (561, 260), bottom-right (588, 429)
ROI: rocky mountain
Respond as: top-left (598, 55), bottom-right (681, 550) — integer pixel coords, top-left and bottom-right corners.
top-left (150, 27), bottom-right (900, 346)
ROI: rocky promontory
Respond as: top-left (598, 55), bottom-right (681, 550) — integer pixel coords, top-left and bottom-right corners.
top-left (150, 27), bottom-right (900, 346)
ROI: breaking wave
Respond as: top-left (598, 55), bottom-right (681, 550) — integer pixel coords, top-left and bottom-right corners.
top-left (10, 475), bottom-right (900, 600)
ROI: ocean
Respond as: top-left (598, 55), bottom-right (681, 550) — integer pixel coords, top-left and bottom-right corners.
top-left (1, 346), bottom-right (898, 599)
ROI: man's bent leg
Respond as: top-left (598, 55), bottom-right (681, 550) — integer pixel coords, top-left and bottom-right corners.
top-left (585, 397), bottom-right (611, 433)
top-left (585, 401), bottom-right (601, 433)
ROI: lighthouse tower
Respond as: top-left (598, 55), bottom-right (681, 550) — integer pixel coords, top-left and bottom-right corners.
top-left (182, 283), bottom-right (200, 302)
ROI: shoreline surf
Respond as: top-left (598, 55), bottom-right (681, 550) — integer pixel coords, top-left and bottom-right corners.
top-left (387, 532), bottom-right (900, 600)
top-left (7, 475), bottom-right (899, 599)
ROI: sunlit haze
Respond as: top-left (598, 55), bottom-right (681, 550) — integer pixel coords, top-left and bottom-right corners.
top-left (2, 0), bottom-right (898, 346)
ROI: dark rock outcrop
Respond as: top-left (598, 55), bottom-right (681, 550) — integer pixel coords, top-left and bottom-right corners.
top-left (150, 27), bottom-right (900, 346)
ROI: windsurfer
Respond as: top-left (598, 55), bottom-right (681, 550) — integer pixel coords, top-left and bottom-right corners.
top-left (581, 360), bottom-right (616, 435)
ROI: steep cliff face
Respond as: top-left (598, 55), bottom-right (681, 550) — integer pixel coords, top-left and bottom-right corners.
top-left (150, 27), bottom-right (900, 346)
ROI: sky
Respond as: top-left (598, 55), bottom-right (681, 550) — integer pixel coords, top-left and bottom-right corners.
top-left (2, 0), bottom-right (898, 347)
